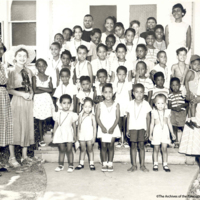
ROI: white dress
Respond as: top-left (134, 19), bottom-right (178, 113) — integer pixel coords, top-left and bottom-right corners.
top-left (78, 112), bottom-right (94, 141)
top-left (113, 81), bottom-right (132, 117)
top-left (74, 60), bottom-right (90, 90)
top-left (53, 110), bottom-right (78, 143)
top-left (33, 76), bottom-right (55, 120)
top-left (97, 101), bottom-right (121, 139)
top-left (151, 109), bottom-right (171, 145)
top-left (167, 22), bottom-right (191, 66)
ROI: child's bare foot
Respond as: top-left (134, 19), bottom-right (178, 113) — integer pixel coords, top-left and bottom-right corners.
top-left (127, 165), bottom-right (137, 172)
top-left (140, 166), bottom-right (149, 172)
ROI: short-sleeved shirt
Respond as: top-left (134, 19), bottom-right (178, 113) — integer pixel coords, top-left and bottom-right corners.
top-left (152, 87), bottom-right (169, 100)
top-left (77, 90), bottom-right (94, 105)
top-left (146, 48), bottom-right (159, 64)
top-left (126, 100), bottom-right (152, 130)
top-left (168, 91), bottom-right (186, 111)
top-left (132, 77), bottom-right (154, 95)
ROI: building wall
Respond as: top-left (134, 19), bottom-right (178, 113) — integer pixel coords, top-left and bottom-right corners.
top-left (0, 0), bottom-right (199, 61)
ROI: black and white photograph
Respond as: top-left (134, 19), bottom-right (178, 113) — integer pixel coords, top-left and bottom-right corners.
top-left (0, 0), bottom-right (200, 199)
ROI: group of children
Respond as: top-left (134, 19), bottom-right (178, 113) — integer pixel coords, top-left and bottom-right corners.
top-left (0, 3), bottom-right (200, 175)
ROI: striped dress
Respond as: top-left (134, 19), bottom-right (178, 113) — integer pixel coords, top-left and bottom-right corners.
top-left (0, 65), bottom-right (13, 146)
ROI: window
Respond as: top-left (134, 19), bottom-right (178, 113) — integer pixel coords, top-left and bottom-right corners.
top-left (10, 0), bottom-right (36, 48)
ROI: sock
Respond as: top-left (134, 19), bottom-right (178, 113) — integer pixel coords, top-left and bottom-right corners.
top-left (163, 162), bottom-right (167, 166)
top-left (90, 161), bottom-right (94, 165)
top-left (191, 117), bottom-right (197, 122)
top-left (186, 118), bottom-right (191, 122)
top-left (80, 160), bottom-right (84, 165)
top-left (103, 161), bottom-right (107, 166)
top-left (154, 162), bottom-right (158, 165)
top-left (108, 162), bottom-right (113, 166)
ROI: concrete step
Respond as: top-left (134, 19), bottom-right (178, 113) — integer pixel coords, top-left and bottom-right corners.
top-left (34, 142), bottom-right (196, 165)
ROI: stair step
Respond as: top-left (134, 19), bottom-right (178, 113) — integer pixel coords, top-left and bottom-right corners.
top-left (34, 143), bottom-right (196, 165)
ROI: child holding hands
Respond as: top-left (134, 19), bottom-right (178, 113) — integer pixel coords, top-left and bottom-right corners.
top-left (96, 83), bottom-right (121, 172)
top-left (150, 94), bottom-right (176, 172)
top-left (126, 84), bottom-right (151, 172)
top-left (75, 98), bottom-right (96, 170)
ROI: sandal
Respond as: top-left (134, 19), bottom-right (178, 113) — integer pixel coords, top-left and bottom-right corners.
top-left (89, 165), bottom-right (96, 171)
top-left (185, 121), bottom-right (194, 129)
top-left (153, 164), bottom-right (158, 171)
top-left (75, 164), bottom-right (84, 170)
top-left (8, 157), bottom-right (20, 168)
top-left (163, 165), bottom-right (171, 172)
top-left (67, 166), bottom-right (74, 173)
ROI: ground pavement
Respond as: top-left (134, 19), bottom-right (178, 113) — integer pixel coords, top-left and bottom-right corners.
top-left (39, 163), bottom-right (198, 200)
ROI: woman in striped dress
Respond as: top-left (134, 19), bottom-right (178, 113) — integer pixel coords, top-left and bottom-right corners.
top-left (0, 42), bottom-right (16, 174)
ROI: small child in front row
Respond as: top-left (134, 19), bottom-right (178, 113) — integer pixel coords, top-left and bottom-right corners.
top-left (54, 68), bottom-right (77, 112)
top-left (150, 94), bottom-right (176, 172)
top-left (93, 69), bottom-right (108, 104)
top-left (185, 55), bottom-right (200, 128)
top-left (75, 98), bottom-right (96, 171)
top-left (114, 66), bottom-right (132, 148)
top-left (96, 83), bottom-right (121, 172)
top-left (76, 76), bottom-right (94, 113)
top-left (53, 94), bottom-right (78, 173)
top-left (132, 61), bottom-right (154, 103)
top-left (168, 78), bottom-right (187, 148)
top-left (126, 84), bottom-right (151, 172)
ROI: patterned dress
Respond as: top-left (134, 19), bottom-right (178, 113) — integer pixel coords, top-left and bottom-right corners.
top-left (0, 64), bottom-right (13, 146)
top-left (33, 75), bottom-right (55, 120)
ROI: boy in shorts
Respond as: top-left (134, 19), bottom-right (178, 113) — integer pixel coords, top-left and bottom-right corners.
top-left (126, 83), bottom-right (152, 172)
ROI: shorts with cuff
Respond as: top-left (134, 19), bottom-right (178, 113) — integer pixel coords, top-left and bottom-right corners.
top-left (129, 129), bottom-right (145, 142)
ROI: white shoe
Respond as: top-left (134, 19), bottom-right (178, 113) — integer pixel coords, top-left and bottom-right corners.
top-left (39, 141), bottom-right (46, 147)
top-left (123, 142), bottom-right (129, 148)
top-left (67, 166), bottom-right (74, 173)
top-left (55, 165), bottom-right (64, 172)
top-left (116, 142), bottom-right (122, 148)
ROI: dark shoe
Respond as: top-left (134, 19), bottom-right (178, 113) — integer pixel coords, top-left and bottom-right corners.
top-left (153, 164), bottom-right (158, 171)
top-left (163, 165), bottom-right (171, 172)
top-left (190, 121), bottom-right (200, 129)
top-left (89, 165), bottom-right (96, 171)
top-left (75, 164), bottom-right (84, 170)
top-left (185, 121), bottom-right (194, 129)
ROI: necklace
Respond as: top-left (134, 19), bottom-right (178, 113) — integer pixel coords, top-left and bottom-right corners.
top-left (76, 60), bottom-right (87, 78)
top-left (117, 81), bottom-right (125, 94)
top-left (134, 101), bottom-right (143, 120)
top-left (59, 112), bottom-right (69, 126)
top-left (157, 109), bottom-right (165, 130)
top-left (52, 59), bottom-right (61, 70)
top-left (155, 41), bottom-right (163, 50)
top-left (104, 101), bottom-right (114, 113)
top-left (178, 63), bottom-right (186, 83)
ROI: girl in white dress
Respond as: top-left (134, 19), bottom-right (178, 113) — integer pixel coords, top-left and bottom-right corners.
top-left (75, 98), bottom-right (96, 171)
top-left (66, 25), bottom-right (90, 61)
top-left (149, 94), bottom-right (176, 172)
top-left (125, 28), bottom-right (137, 64)
top-left (165, 3), bottom-right (192, 67)
top-left (91, 44), bottom-right (115, 83)
top-left (53, 94), bottom-right (78, 173)
top-left (114, 66), bottom-right (132, 148)
top-left (33, 59), bottom-right (55, 147)
top-left (96, 83), bottom-right (121, 172)
top-left (74, 45), bottom-right (93, 90)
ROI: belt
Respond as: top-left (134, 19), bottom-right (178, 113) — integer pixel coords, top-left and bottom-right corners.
top-left (14, 87), bottom-right (26, 91)
top-left (0, 84), bottom-right (6, 88)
